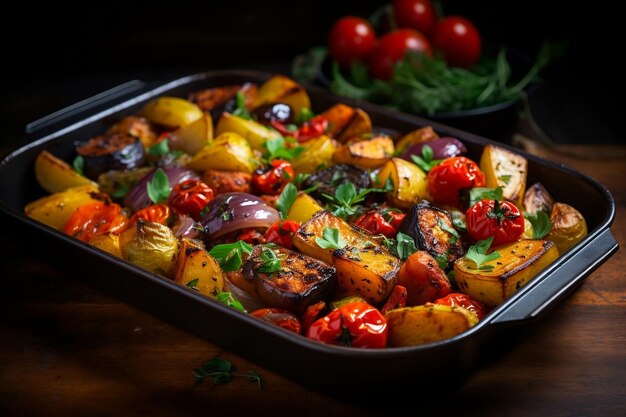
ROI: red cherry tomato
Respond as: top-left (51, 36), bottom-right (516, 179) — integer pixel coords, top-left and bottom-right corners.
top-left (264, 220), bottom-right (300, 249)
top-left (381, 285), bottom-right (408, 314)
top-left (368, 29), bottom-right (432, 80)
top-left (63, 202), bottom-right (127, 242)
top-left (250, 308), bottom-right (302, 334)
top-left (434, 292), bottom-right (488, 320)
top-left (433, 16), bottom-right (482, 68)
top-left (427, 156), bottom-right (485, 208)
top-left (297, 116), bottom-right (329, 142)
top-left (252, 159), bottom-right (295, 195)
top-left (466, 199), bottom-right (525, 246)
top-left (355, 212), bottom-right (397, 237)
top-left (168, 179), bottom-right (214, 220)
top-left (328, 16), bottom-right (377, 68)
top-left (392, 0), bottom-right (437, 36)
top-left (307, 301), bottom-right (388, 348)
top-left (128, 203), bottom-right (171, 225)
top-left (237, 228), bottom-right (267, 245)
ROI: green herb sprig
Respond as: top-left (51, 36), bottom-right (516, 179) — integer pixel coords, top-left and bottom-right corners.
top-left (315, 227), bottom-right (347, 250)
top-left (525, 211), bottom-right (552, 239)
top-left (193, 357), bottom-right (262, 389)
top-left (276, 183), bottom-right (298, 218)
top-left (264, 137), bottom-right (305, 161)
top-left (410, 145), bottom-right (441, 173)
top-left (465, 237), bottom-right (501, 271)
top-left (208, 241), bottom-right (253, 272)
top-left (322, 180), bottom-right (393, 219)
top-left (146, 168), bottom-right (171, 204)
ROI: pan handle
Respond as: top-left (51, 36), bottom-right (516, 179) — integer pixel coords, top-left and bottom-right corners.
top-left (25, 79), bottom-right (146, 139)
top-left (490, 228), bottom-right (618, 325)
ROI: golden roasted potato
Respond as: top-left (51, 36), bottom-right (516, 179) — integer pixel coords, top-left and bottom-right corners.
top-left (375, 157), bottom-right (429, 209)
top-left (254, 75), bottom-right (311, 118)
top-left (287, 192), bottom-right (324, 223)
top-left (174, 239), bottom-right (224, 298)
top-left (25, 185), bottom-right (102, 230)
top-left (291, 135), bottom-right (339, 174)
top-left (480, 144), bottom-right (527, 208)
top-left (336, 108), bottom-right (372, 142)
top-left (332, 135), bottom-right (394, 169)
top-left (35, 150), bottom-right (97, 193)
top-left (293, 211), bottom-right (354, 264)
top-left (386, 304), bottom-right (478, 347)
top-left (120, 221), bottom-right (178, 276)
top-left (395, 126), bottom-right (439, 153)
top-left (523, 182), bottom-right (554, 215)
top-left (139, 97), bottom-right (203, 129)
top-left (186, 132), bottom-right (256, 173)
top-left (89, 232), bottom-right (123, 258)
top-left (168, 113), bottom-right (213, 156)
top-left (319, 103), bottom-right (356, 137)
top-left (547, 202), bottom-right (588, 253)
top-left (215, 112), bottom-right (279, 151)
top-left (454, 239), bottom-right (559, 307)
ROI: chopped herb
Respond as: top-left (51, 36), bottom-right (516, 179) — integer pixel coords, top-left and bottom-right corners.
top-left (257, 246), bottom-right (282, 274)
top-left (437, 218), bottom-right (459, 244)
top-left (435, 253), bottom-right (449, 269)
top-left (410, 145), bottom-right (441, 173)
top-left (216, 291), bottom-right (247, 313)
top-left (72, 155), bottom-right (84, 175)
top-left (193, 357), bottom-right (262, 389)
top-left (469, 186), bottom-right (503, 207)
top-left (146, 168), bottom-right (171, 204)
top-left (498, 175), bottom-right (512, 184)
top-left (295, 107), bottom-right (315, 125)
top-left (232, 91), bottom-right (252, 120)
top-left (148, 139), bottom-right (170, 156)
top-left (221, 210), bottom-right (232, 221)
top-left (208, 241), bottom-right (253, 272)
top-left (285, 124), bottom-right (298, 132)
top-left (315, 227), bottom-right (347, 250)
top-left (295, 173), bottom-right (310, 186)
top-left (524, 211), bottom-right (552, 239)
top-left (276, 183), bottom-right (298, 218)
top-left (110, 182), bottom-right (130, 199)
top-left (394, 232), bottom-right (418, 260)
top-left (322, 180), bottom-right (393, 219)
top-left (185, 278), bottom-right (199, 289)
top-left (264, 137), bottom-right (305, 161)
top-left (465, 237), bottom-right (501, 270)
top-left (450, 211), bottom-right (467, 233)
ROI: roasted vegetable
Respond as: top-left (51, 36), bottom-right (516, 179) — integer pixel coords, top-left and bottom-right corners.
top-left (547, 202), bottom-right (588, 254)
top-left (434, 293), bottom-right (488, 320)
top-left (188, 83), bottom-right (257, 119)
top-left (140, 96), bottom-right (203, 129)
top-left (401, 136), bottom-right (467, 161)
top-left (293, 210), bottom-right (360, 263)
top-left (286, 192), bottom-right (324, 223)
top-left (76, 133), bottom-right (146, 180)
top-left (63, 201), bottom-right (128, 242)
top-left (186, 132), bottom-right (256, 173)
top-left (479, 144), bottom-right (527, 208)
top-left (174, 238), bottom-right (224, 298)
top-left (398, 202), bottom-right (464, 266)
top-left (168, 113), bottom-right (214, 156)
top-left (25, 185), bottom-right (103, 230)
top-left (250, 308), bottom-right (302, 334)
top-left (251, 102), bottom-right (294, 125)
top-left (215, 112), bottom-right (278, 151)
top-left (290, 135), bottom-right (339, 175)
top-left (397, 251), bottom-right (451, 306)
top-left (375, 158), bottom-right (429, 209)
top-left (386, 304), bottom-right (478, 347)
top-left (335, 108), bottom-right (372, 142)
top-left (395, 126), bottom-right (439, 153)
top-left (89, 232), bottom-right (123, 258)
top-left (301, 164), bottom-right (371, 198)
top-left (120, 220), bottom-right (179, 276)
top-left (202, 170), bottom-right (251, 195)
top-left (124, 167), bottom-right (198, 213)
top-left (35, 150), bottom-right (97, 193)
top-left (318, 103), bottom-right (356, 137)
top-left (332, 134), bottom-right (394, 169)
top-left (98, 167), bottom-right (153, 199)
top-left (454, 239), bottom-right (559, 307)
top-left (107, 116), bottom-right (158, 149)
top-left (242, 245), bottom-right (335, 313)
top-left (523, 182), bottom-right (554, 214)
top-left (381, 285), bottom-right (408, 314)
top-left (254, 75), bottom-right (311, 118)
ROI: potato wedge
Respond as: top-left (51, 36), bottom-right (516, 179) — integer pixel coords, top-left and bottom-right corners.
top-left (395, 126), bottom-right (439, 153)
top-left (480, 144), bottom-right (527, 208)
top-left (35, 150), bottom-right (97, 193)
top-left (139, 97), bottom-right (203, 129)
top-left (547, 202), bottom-right (588, 254)
top-left (375, 158), bottom-right (429, 209)
top-left (336, 108), bottom-right (372, 143)
top-left (215, 112), bottom-right (278, 151)
top-left (332, 135), bottom-right (394, 169)
top-left (523, 182), bottom-right (554, 215)
top-left (454, 239), bottom-right (559, 307)
top-left (25, 185), bottom-right (102, 230)
top-left (174, 238), bottom-right (224, 298)
top-left (168, 113), bottom-right (213, 156)
top-left (254, 75), bottom-right (311, 118)
top-left (386, 304), bottom-right (478, 347)
top-left (319, 103), bottom-right (356, 137)
top-left (291, 135), bottom-right (339, 174)
top-left (287, 192), bottom-right (324, 224)
top-left (293, 211), bottom-right (354, 264)
top-left (186, 132), bottom-right (256, 173)
top-left (120, 221), bottom-right (178, 276)
top-left (89, 232), bottom-right (123, 258)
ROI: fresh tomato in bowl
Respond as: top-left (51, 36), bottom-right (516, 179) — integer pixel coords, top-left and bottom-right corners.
top-left (328, 16), bottom-right (377, 68)
top-left (392, 0), bottom-right (438, 36)
top-left (368, 28), bottom-right (432, 80)
top-left (433, 16), bottom-right (482, 68)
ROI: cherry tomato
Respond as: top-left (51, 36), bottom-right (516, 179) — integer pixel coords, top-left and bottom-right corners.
top-left (392, 0), bottom-right (437, 36)
top-left (264, 220), bottom-right (300, 249)
top-left (355, 212), bottom-right (397, 237)
top-left (383, 209), bottom-right (406, 230)
top-left (328, 16), bottom-right (377, 68)
top-left (433, 16), bottom-right (482, 68)
top-left (381, 285), bottom-right (408, 314)
top-left (63, 202), bottom-right (127, 242)
top-left (297, 116), bottom-right (329, 142)
top-left (427, 156), bottom-right (485, 208)
top-left (466, 199), bottom-right (525, 246)
top-left (434, 292), bottom-right (488, 320)
top-left (237, 228), bottom-right (266, 245)
top-left (168, 179), bottom-right (214, 220)
top-left (307, 301), bottom-right (388, 348)
top-left (250, 308), bottom-right (302, 334)
top-left (128, 203), bottom-right (171, 225)
top-left (301, 301), bottom-right (328, 333)
top-left (252, 159), bottom-right (295, 195)
top-left (368, 29), bottom-right (432, 80)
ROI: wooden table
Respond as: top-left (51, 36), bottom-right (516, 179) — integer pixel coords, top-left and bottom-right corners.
top-left (1, 141), bottom-right (624, 417)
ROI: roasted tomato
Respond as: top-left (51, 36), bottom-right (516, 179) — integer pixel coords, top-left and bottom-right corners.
top-left (307, 301), bottom-right (388, 348)
top-left (434, 292), bottom-right (488, 320)
top-left (264, 220), bottom-right (300, 249)
top-left (168, 179), bottom-right (214, 220)
top-left (466, 199), bottom-right (525, 246)
top-left (250, 308), bottom-right (302, 334)
top-left (128, 204), bottom-right (171, 226)
top-left (354, 209), bottom-right (405, 238)
top-left (63, 202), bottom-right (128, 242)
top-left (427, 156), bottom-right (485, 208)
top-left (297, 115), bottom-right (329, 142)
top-left (381, 285), bottom-right (408, 314)
top-left (252, 159), bottom-right (295, 195)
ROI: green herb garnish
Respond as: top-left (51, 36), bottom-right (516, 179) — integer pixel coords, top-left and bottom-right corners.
top-left (257, 246), bottom-right (282, 274)
top-left (322, 180), bottom-right (393, 219)
top-left (410, 145), bottom-right (441, 173)
top-left (264, 137), bottom-right (305, 161)
top-left (72, 155), bottom-right (84, 175)
top-left (498, 175), bottom-right (512, 184)
top-left (315, 227), bottom-right (347, 250)
top-left (469, 186), bottom-right (504, 207)
top-left (450, 211), bottom-right (467, 233)
top-left (465, 237), bottom-right (501, 271)
top-left (232, 91), bottom-right (252, 120)
top-left (525, 211), bottom-right (552, 239)
top-left (193, 357), bottom-right (262, 389)
top-left (276, 183), bottom-right (298, 219)
top-left (208, 241), bottom-right (253, 272)
top-left (295, 107), bottom-right (315, 125)
top-left (148, 139), bottom-right (170, 156)
top-left (185, 278), bottom-right (199, 289)
top-left (146, 168), bottom-right (171, 204)
top-left (216, 291), bottom-right (247, 313)
top-left (381, 232), bottom-right (418, 260)
top-left (438, 218), bottom-right (460, 244)
top-left (435, 253), bottom-right (449, 270)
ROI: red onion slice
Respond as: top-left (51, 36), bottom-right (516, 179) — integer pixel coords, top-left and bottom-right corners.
top-left (124, 166), bottom-right (198, 212)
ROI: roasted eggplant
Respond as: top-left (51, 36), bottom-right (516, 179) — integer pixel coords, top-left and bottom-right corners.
top-left (398, 202), bottom-right (464, 268)
top-left (242, 245), bottom-right (335, 313)
top-left (251, 102), bottom-right (294, 124)
top-left (188, 83), bottom-right (257, 120)
top-left (76, 133), bottom-right (146, 180)
top-left (301, 164), bottom-right (371, 199)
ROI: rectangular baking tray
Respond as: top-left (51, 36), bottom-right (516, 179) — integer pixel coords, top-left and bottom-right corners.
top-left (0, 70), bottom-right (618, 394)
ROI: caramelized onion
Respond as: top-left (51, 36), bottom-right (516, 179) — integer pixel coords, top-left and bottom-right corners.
top-left (401, 137), bottom-right (467, 161)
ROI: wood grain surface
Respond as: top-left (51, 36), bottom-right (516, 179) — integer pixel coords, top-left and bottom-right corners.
top-left (1, 139), bottom-right (624, 417)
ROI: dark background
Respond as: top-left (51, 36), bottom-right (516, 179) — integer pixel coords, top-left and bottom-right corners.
top-left (1, 0), bottom-right (622, 152)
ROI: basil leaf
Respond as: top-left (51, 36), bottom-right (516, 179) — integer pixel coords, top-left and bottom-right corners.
top-left (525, 211), bottom-right (552, 239)
top-left (469, 186), bottom-right (503, 207)
top-left (72, 155), bottom-right (84, 175)
top-left (465, 237), bottom-right (501, 269)
top-left (276, 183), bottom-right (298, 218)
top-left (146, 168), bottom-right (171, 204)
top-left (395, 232), bottom-right (418, 260)
top-left (208, 241), bottom-right (253, 272)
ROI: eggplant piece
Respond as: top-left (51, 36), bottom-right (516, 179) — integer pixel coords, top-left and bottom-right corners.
top-left (76, 133), bottom-right (146, 180)
top-left (523, 182), bottom-right (555, 214)
top-left (107, 116), bottom-right (157, 149)
top-left (251, 102), bottom-right (294, 124)
top-left (188, 83), bottom-right (257, 121)
top-left (398, 203), bottom-right (464, 268)
top-left (243, 245), bottom-right (336, 313)
top-left (302, 164), bottom-right (371, 199)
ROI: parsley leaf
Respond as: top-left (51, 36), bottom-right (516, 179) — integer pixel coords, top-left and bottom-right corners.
top-left (216, 291), bottom-right (247, 313)
top-left (257, 246), bottom-right (283, 274)
top-left (185, 278), bottom-right (199, 289)
top-left (450, 211), bottom-right (467, 233)
top-left (72, 155), bottom-right (84, 175)
top-left (264, 137), bottom-right (305, 161)
top-left (524, 211), bottom-right (552, 239)
top-left (146, 168), bottom-right (171, 204)
top-left (437, 218), bottom-right (459, 244)
top-left (315, 227), bottom-right (347, 250)
top-left (232, 91), bottom-right (252, 120)
top-left (465, 237), bottom-right (501, 270)
top-left (435, 253), bottom-right (449, 269)
top-left (322, 180), bottom-right (393, 219)
top-left (148, 139), bottom-right (170, 156)
top-left (410, 144), bottom-right (441, 173)
top-left (381, 232), bottom-right (418, 260)
top-left (276, 183), bottom-right (298, 218)
top-left (192, 357), bottom-right (262, 389)
top-left (208, 241), bottom-right (253, 272)
top-left (295, 173), bottom-right (310, 186)
top-left (468, 186), bottom-right (503, 207)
